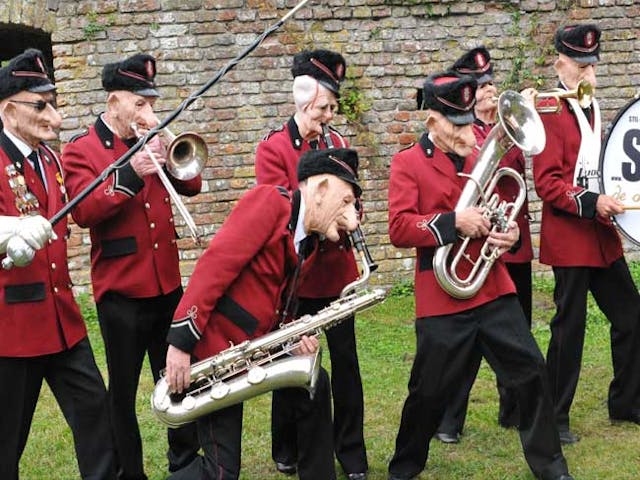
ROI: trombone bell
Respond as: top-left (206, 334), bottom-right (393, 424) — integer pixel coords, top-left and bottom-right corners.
top-left (164, 130), bottom-right (208, 181)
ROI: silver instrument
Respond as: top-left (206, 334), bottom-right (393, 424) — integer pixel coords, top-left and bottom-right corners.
top-left (433, 90), bottom-right (546, 299)
top-left (151, 231), bottom-right (385, 428)
top-left (131, 124), bottom-right (206, 243)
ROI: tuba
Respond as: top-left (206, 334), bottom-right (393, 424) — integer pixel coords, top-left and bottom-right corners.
top-left (151, 231), bottom-right (385, 428)
top-left (432, 90), bottom-right (546, 299)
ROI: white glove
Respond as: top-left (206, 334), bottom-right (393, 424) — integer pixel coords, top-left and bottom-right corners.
top-left (15, 215), bottom-right (57, 249)
top-left (5, 235), bottom-right (36, 267)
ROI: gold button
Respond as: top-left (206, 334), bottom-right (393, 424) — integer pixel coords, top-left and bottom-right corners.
top-left (164, 197), bottom-right (169, 203)
top-left (150, 223), bottom-right (155, 229)
top-left (51, 263), bottom-right (56, 270)
top-left (153, 243), bottom-right (158, 249)
top-left (53, 287), bottom-right (59, 293)
top-left (169, 218), bottom-right (174, 224)
top-left (145, 203), bottom-right (150, 209)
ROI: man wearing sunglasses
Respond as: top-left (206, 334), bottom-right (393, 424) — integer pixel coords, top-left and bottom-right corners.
top-left (0, 48), bottom-right (116, 479)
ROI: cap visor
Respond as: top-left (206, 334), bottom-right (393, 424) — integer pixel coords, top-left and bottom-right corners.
top-left (477, 73), bottom-right (493, 84)
top-left (28, 82), bottom-right (56, 93)
top-left (447, 111), bottom-right (475, 126)
top-left (573, 54), bottom-right (599, 64)
top-left (337, 174), bottom-right (362, 197)
top-left (318, 80), bottom-right (340, 98)
top-left (134, 87), bottom-right (160, 97)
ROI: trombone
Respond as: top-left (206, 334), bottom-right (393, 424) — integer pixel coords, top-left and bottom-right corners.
top-left (492, 80), bottom-right (594, 114)
top-left (131, 123), bottom-right (207, 244)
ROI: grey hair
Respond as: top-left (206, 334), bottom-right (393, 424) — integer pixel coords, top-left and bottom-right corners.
top-left (293, 74), bottom-right (322, 111)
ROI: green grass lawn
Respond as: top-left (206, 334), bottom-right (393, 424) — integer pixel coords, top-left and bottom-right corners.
top-left (20, 273), bottom-right (640, 479)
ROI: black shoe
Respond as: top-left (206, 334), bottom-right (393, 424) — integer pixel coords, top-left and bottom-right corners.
top-left (388, 475), bottom-right (416, 480)
top-left (348, 474), bottom-right (367, 480)
top-left (498, 415), bottom-right (519, 429)
top-left (275, 462), bottom-right (297, 475)
top-left (552, 475), bottom-right (574, 480)
top-left (434, 431), bottom-right (460, 444)
top-left (557, 428), bottom-right (579, 445)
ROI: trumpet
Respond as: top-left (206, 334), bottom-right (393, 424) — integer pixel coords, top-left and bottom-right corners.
top-left (131, 124), bottom-right (207, 243)
top-left (492, 80), bottom-right (594, 114)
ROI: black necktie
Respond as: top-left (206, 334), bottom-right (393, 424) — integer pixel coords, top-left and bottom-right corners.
top-left (28, 150), bottom-right (45, 186)
top-left (447, 152), bottom-right (466, 173)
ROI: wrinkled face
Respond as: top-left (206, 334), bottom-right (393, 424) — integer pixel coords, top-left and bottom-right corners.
top-left (297, 87), bottom-right (339, 141)
top-left (427, 110), bottom-right (477, 158)
top-left (107, 90), bottom-right (158, 138)
top-left (304, 176), bottom-right (358, 242)
top-left (475, 81), bottom-right (498, 119)
top-left (1, 91), bottom-right (61, 148)
top-left (555, 54), bottom-right (597, 90)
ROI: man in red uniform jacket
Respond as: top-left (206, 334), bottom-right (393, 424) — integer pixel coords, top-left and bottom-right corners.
top-left (533, 24), bottom-right (640, 445)
top-left (62, 53), bottom-right (201, 480)
top-left (255, 49), bottom-right (367, 480)
top-left (0, 48), bottom-right (115, 480)
top-left (164, 148), bottom-right (362, 480)
top-left (387, 70), bottom-right (572, 480)
top-left (435, 46), bottom-right (538, 442)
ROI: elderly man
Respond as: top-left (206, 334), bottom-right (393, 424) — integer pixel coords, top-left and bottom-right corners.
top-left (0, 48), bottom-right (115, 479)
top-left (255, 48), bottom-right (368, 480)
top-left (62, 53), bottom-right (201, 480)
top-left (386, 70), bottom-right (572, 480)
top-left (533, 23), bottom-right (640, 445)
top-left (164, 147), bottom-right (362, 480)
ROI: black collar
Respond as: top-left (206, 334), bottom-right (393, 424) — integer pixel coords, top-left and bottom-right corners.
top-left (287, 116), bottom-right (304, 150)
top-left (94, 115), bottom-right (116, 149)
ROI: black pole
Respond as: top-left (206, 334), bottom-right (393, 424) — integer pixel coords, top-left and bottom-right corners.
top-left (50, 0), bottom-right (312, 226)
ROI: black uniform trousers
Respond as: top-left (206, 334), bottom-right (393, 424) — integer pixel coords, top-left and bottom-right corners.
top-left (0, 337), bottom-right (116, 480)
top-left (437, 261), bottom-right (532, 434)
top-left (389, 295), bottom-right (569, 480)
top-left (547, 257), bottom-right (640, 429)
top-left (168, 367), bottom-right (334, 480)
top-left (97, 288), bottom-right (199, 480)
top-left (271, 296), bottom-right (368, 475)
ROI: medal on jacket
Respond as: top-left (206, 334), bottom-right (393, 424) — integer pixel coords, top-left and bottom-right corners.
top-left (56, 171), bottom-right (67, 200)
top-left (5, 164), bottom-right (40, 215)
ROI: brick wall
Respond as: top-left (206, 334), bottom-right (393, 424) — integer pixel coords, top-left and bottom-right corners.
top-left (5, 0), bottom-right (640, 290)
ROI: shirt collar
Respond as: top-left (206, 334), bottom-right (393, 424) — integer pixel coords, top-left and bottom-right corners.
top-left (294, 194), bottom-right (307, 254)
top-left (3, 129), bottom-right (34, 158)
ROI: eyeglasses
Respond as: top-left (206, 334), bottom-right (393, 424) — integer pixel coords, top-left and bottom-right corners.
top-left (9, 99), bottom-right (57, 112)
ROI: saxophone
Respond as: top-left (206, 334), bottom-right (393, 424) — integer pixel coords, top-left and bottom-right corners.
top-left (151, 227), bottom-right (385, 428)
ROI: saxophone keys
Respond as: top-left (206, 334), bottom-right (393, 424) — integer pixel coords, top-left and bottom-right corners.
top-left (210, 382), bottom-right (231, 400)
top-left (182, 395), bottom-right (197, 411)
top-left (247, 366), bottom-right (267, 385)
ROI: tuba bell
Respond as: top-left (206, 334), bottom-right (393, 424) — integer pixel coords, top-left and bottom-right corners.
top-left (432, 90), bottom-right (546, 299)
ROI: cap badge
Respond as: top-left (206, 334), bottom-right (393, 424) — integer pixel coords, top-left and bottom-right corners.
top-left (462, 85), bottom-right (473, 105)
top-left (145, 60), bottom-right (154, 79)
top-left (475, 52), bottom-right (486, 68)
top-left (335, 62), bottom-right (344, 80)
top-left (584, 31), bottom-right (595, 47)
top-left (35, 56), bottom-right (46, 74)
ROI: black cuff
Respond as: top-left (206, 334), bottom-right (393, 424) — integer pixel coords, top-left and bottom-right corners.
top-left (167, 317), bottom-right (201, 353)
top-left (508, 235), bottom-right (522, 254)
top-left (577, 190), bottom-right (599, 219)
top-left (424, 212), bottom-right (457, 246)
top-left (113, 162), bottom-right (144, 197)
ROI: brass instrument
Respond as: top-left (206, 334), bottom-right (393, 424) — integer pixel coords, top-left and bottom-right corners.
top-left (433, 90), bottom-right (546, 299)
top-left (131, 124), bottom-right (206, 243)
top-left (151, 236), bottom-right (385, 428)
top-left (534, 80), bottom-right (594, 113)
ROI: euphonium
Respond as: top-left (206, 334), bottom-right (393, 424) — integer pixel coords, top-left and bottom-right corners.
top-left (151, 232), bottom-right (385, 428)
top-left (433, 90), bottom-right (546, 299)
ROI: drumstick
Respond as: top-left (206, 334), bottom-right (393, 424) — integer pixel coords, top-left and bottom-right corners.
top-left (622, 205), bottom-right (640, 211)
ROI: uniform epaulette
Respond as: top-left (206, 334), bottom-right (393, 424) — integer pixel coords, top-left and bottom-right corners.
top-left (275, 185), bottom-right (290, 199)
top-left (399, 142), bottom-right (416, 152)
top-left (262, 125), bottom-right (285, 141)
top-left (68, 129), bottom-right (89, 143)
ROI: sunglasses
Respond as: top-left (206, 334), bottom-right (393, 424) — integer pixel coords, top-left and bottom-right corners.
top-left (9, 99), bottom-right (57, 112)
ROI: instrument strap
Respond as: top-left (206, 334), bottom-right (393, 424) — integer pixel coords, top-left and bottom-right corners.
top-left (569, 97), bottom-right (601, 191)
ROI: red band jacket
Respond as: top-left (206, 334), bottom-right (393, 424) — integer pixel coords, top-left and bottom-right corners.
top-left (532, 98), bottom-right (622, 267)
top-left (167, 185), bottom-right (315, 361)
top-left (474, 119), bottom-right (533, 264)
top-left (388, 133), bottom-right (516, 318)
top-left (0, 132), bottom-right (86, 357)
top-left (62, 116), bottom-right (202, 303)
top-left (254, 116), bottom-right (358, 298)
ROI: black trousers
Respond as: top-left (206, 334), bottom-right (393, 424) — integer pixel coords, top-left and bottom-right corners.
top-left (168, 368), bottom-right (334, 480)
top-left (271, 296), bottom-right (367, 475)
top-left (438, 262), bottom-right (532, 434)
top-left (0, 337), bottom-right (116, 480)
top-left (548, 258), bottom-right (640, 429)
top-left (388, 295), bottom-right (569, 480)
top-left (97, 289), bottom-right (199, 480)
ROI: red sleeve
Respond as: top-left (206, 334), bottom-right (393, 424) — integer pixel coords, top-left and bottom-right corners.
top-left (255, 138), bottom-right (292, 189)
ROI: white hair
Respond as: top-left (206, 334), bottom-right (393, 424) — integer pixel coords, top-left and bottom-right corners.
top-left (292, 75), bottom-right (327, 111)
